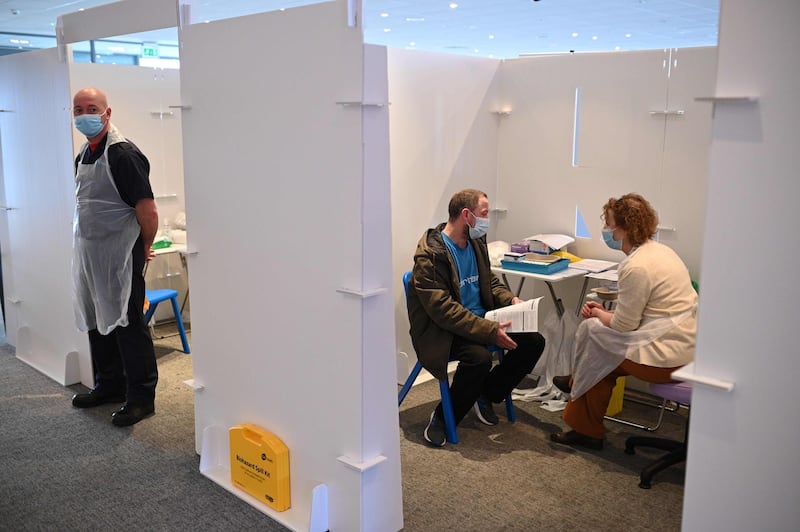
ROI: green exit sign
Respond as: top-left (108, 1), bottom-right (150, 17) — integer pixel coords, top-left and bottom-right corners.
top-left (142, 45), bottom-right (158, 58)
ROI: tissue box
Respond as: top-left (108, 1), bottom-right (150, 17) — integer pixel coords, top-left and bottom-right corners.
top-left (510, 241), bottom-right (530, 253)
top-left (528, 240), bottom-right (556, 254)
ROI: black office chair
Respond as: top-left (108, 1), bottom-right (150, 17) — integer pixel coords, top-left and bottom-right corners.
top-left (624, 381), bottom-right (692, 489)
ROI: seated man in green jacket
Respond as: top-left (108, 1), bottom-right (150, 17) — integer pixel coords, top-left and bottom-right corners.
top-left (406, 188), bottom-right (545, 446)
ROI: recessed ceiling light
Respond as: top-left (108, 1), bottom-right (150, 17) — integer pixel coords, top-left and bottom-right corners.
top-left (449, 3), bottom-right (458, 9)
top-left (383, 28), bottom-right (391, 32)
top-left (473, 48), bottom-right (479, 53)
top-left (592, 35), bottom-right (598, 40)
top-left (409, 41), bottom-right (416, 46)
top-left (380, 13), bottom-right (389, 18)
top-left (405, 17), bottom-right (425, 22)
top-left (571, 32), bottom-right (579, 37)
top-left (625, 33), bottom-right (632, 38)
top-left (488, 34), bottom-right (495, 39)
top-left (615, 46), bottom-right (621, 50)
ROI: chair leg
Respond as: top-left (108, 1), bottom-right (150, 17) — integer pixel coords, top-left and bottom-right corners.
top-left (638, 446), bottom-right (687, 489)
top-left (144, 303), bottom-right (157, 325)
top-left (169, 296), bottom-right (191, 354)
top-left (398, 361), bottom-right (424, 406)
top-left (439, 380), bottom-right (459, 444)
top-left (505, 393), bottom-right (516, 422)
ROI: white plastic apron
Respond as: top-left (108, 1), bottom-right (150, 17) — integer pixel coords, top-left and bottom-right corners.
top-left (72, 125), bottom-right (142, 335)
top-left (569, 307), bottom-right (695, 400)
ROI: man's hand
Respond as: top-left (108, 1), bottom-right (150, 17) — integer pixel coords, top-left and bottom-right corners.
top-left (511, 296), bottom-right (523, 306)
top-left (493, 321), bottom-right (518, 350)
top-left (146, 246), bottom-right (156, 262)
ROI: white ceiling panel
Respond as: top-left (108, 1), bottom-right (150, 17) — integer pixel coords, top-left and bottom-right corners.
top-left (0, 0), bottom-right (719, 58)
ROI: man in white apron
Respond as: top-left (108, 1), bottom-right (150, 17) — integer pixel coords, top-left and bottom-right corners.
top-left (70, 87), bottom-right (159, 427)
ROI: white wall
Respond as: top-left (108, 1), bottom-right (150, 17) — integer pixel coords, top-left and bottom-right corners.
top-left (682, 1), bottom-right (800, 529)
top-left (179, 3), bottom-right (402, 530)
top-left (388, 48), bottom-right (502, 372)
top-left (496, 48), bottom-right (716, 280)
top-left (0, 48), bottom-right (90, 386)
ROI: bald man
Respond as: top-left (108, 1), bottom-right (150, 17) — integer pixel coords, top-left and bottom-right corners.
top-left (70, 87), bottom-right (160, 427)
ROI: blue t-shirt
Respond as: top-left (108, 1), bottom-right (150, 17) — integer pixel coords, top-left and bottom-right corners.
top-left (442, 232), bottom-right (486, 317)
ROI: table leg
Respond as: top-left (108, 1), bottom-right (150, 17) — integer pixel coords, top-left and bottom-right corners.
top-left (501, 273), bottom-right (526, 297)
top-left (576, 276), bottom-right (590, 316)
top-left (544, 281), bottom-right (565, 318)
top-left (178, 252), bottom-right (190, 315)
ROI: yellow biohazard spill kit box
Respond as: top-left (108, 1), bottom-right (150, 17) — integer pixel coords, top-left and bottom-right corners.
top-left (229, 424), bottom-right (290, 511)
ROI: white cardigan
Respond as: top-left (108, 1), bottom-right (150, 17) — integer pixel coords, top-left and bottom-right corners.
top-left (610, 240), bottom-right (697, 367)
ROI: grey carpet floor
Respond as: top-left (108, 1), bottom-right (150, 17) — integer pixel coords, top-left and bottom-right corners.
top-left (0, 325), bottom-right (685, 531)
top-left (399, 375), bottom-right (685, 531)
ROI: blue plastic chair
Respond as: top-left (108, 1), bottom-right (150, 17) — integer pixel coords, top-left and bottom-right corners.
top-left (144, 288), bottom-right (190, 354)
top-left (399, 271), bottom-right (516, 444)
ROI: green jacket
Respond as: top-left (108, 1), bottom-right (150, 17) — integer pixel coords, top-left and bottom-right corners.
top-left (406, 223), bottom-right (515, 380)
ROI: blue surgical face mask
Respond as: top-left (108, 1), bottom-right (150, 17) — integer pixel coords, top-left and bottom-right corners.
top-left (74, 113), bottom-right (106, 138)
top-left (602, 227), bottom-right (623, 250)
top-left (468, 211), bottom-right (490, 239)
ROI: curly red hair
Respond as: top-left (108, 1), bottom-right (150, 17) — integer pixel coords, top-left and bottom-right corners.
top-left (603, 193), bottom-right (658, 247)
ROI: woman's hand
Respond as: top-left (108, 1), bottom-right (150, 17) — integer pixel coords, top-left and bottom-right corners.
top-left (581, 301), bottom-right (603, 319)
top-left (582, 301), bottom-right (613, 326)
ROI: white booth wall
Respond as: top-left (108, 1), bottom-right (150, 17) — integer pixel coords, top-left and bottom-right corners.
top-left (0, 48), bottom-right (89, 385)
top-left (682, 1), bottom-right (800, 529)
top-left (176, 3), bottom-right (402, 531)
top-left (389, 46), bottom-right (716, 378)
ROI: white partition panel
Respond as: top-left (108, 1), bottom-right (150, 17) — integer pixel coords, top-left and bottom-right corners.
top-left (387, 48), bottom-right (502, 372)
top-left (0, 48), bottom-right (90, 385)
top-left (654, 47), bottom-right (716, 281)
top-left (496, 48), bottom-right (716, 279)
top-left (682, 1), bottom-right (800, 529)
top-left (179, 3), bottom-right (401, 530)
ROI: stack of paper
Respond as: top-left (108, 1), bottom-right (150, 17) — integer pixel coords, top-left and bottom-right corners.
top-left (569, 259), bottom-right (617, 273)
top-left (524, 233), bottom-right (575, 251)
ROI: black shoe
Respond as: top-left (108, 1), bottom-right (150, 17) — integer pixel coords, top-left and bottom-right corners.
top-left (423, 411), bottom-right (446, 447)
top-left (553, 375), bottom-right (572, 394)
top-left (473, 395), bottom-right (499, 426)
top-left (72, 389), bottom-right (126, 408)
top-left (111, 403), bottom-right (155, 427)
top-left (550, 430), bottom-right (604, 450)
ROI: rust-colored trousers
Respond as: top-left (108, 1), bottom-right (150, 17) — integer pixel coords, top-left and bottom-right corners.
top-left (562, 359), bottom-right (682, 439)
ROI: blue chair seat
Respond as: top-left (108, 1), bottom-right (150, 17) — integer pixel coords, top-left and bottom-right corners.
top-left (145, 288), bottom-right (190, 354)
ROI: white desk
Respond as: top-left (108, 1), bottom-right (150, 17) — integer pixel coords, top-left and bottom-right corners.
top-left (492, 262), bottom-right (618, 317)
top-left (491, 265), bottom-right (586, 317)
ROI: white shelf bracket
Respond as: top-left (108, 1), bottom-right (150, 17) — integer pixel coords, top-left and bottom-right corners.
top-left (336, 287), bottom-right (387, 298)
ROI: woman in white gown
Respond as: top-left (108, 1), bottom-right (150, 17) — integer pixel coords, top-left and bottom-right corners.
top-left (550, 193), bottom-right (697, 450)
